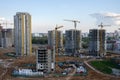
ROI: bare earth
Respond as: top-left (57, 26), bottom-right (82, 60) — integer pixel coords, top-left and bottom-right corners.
top-left (0, 48), bottom-right (120, 80)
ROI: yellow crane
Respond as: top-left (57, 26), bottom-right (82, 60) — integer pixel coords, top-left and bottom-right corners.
top-left (98, 22), bottom-right (110, 56)
top-left (64, 19), bottom-right (80, 53)
top-left (55, 25), bottom-right (63, 56)
top-left (64, 19), bottom-right (80, 29)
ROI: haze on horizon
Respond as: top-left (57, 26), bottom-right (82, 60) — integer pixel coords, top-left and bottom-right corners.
top-left (0, 0), bottom-right (120, 33)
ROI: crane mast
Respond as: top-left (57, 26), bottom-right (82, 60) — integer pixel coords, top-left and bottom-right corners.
top-left (54, 25), bottom-right (63, 56)
top-left (64, 19), bottom-right (80, 54)
top-left (98, 22), bottom-right (110, 56)
top-left (64, 19), bottom-right (80, 29)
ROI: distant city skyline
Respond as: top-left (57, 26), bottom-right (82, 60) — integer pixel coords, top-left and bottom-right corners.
top-left (0, 0), bottom-right (120, 33)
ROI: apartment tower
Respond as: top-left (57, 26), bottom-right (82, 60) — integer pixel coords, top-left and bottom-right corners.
top-left (65, 29), bottom-right (81, 55)
top-left (48, 30), bottom-right (63, 55)
top-left (36, 46), bottom-right (55, 73)
top-left (14, 12), bottom-right (32, 56)
top-left (89, 29), bottom-right (106, 57)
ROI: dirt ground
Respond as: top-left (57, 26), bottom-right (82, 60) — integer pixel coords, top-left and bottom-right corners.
top-left (0, 48), bottom-right (120, 80)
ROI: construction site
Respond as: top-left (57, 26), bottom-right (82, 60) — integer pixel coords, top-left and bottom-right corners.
top-left (0, 13), bottom-right (120, 80)
top-left (0, 47), bottom-right (120, 80)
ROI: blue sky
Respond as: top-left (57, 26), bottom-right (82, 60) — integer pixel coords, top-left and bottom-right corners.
top-left (0, 0), bottom-right (120, 33)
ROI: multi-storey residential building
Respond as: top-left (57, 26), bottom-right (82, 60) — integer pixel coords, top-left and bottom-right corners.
top-left (89, 29), bottom-right (106, 57)
top-left (48, 30), bottom-right (63, 54)
top-left (1, 29), bottom-right (14, 48)
top-left (36, 46), bottom-right (55, 73)
top-left (14, 12), bottom-right (32, 56)
top-left (65, 29), bottom-right (81, 55)
top-left (0, 24), bottom-right (14, 48)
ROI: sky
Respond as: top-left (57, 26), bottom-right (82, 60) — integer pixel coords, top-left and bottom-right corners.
top-left (0, 0), bottom-right (120, 33)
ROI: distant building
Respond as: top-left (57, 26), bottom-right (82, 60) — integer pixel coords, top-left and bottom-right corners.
top-left (106, 40), bottom-right (116, 51)
top-left (32, 33), bottom-right (48, 38)
top-left (106, 32), bottom-right (114, 39)
top-left (14, 12), bottom-right (32, 56)
top-left (36, 46), bottom-right (55, 73)
top-left (89, 29), bottom-right (106, 57)
top-left (107, 40), bottom-right (120, 51)
top-left (114, 40), bottom-right (120, 51)
top-left (114, 30), bottom-right (120, 40)
top-left (65, 29), bottom-right (81, 55)
top-left (48, 30), bottom-right (63, 54)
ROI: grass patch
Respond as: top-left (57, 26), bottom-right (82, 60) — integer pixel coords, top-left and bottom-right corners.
top-left (90, 60), bottom-right (120, 74)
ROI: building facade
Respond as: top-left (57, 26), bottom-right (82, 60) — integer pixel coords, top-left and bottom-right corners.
top-left (65, 29), bottom-right (81, 55)
top-left (1, 29), bottom-right (14, 48)
top-left (36, 46), bottom-right (55, 73)
top-left (48, 30), bottom-right (63, 54)
top-left (14, 12), bottom-right (32, 56)
top-left (0, 25), bottom-right (3, 47)
top-left (0, 24), bottom-right (14, 48)
top-left (89, 29), bottom-right (106, 56)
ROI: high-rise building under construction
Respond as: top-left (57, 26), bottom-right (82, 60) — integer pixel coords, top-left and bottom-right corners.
top-left (48, 30), bottom-right (63, 54)
top-left (36, 46), bottom-right (55, 73)
top-left (65, 29), bottom-right (81, 55)
top-left (14, 12), bottom-right (32, 56)
top-left (89, 29), bottom-right (106, 57)
top-left (1, 29), bottom-right (14, 48)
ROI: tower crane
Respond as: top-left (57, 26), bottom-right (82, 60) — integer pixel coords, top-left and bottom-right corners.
top-left (0, 20), bottom-right (13, 29)
top-left (64, 19), bottom-right (80, 29)
top-left (0, 22), bottom-right (13, 28)
top-left (64, 19), bottom-right (80, 54)
top-left (98, 22), bottom-right (110, 29)
top-left (54, 25), bottom-right (63, 56)
top-left (98, 22), bottom-right (111, 56)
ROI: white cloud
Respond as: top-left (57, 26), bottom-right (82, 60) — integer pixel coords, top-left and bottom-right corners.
top-left (90, 12), bottom-right (120, 26)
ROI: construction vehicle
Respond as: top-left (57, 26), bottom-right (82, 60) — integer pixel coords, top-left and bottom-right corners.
top-left (64, 19), bottom-right (80, 54)
top-left (98, 22), bottom-right (110, 56)
top-left (55, 25), bottom-right (63, 56)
